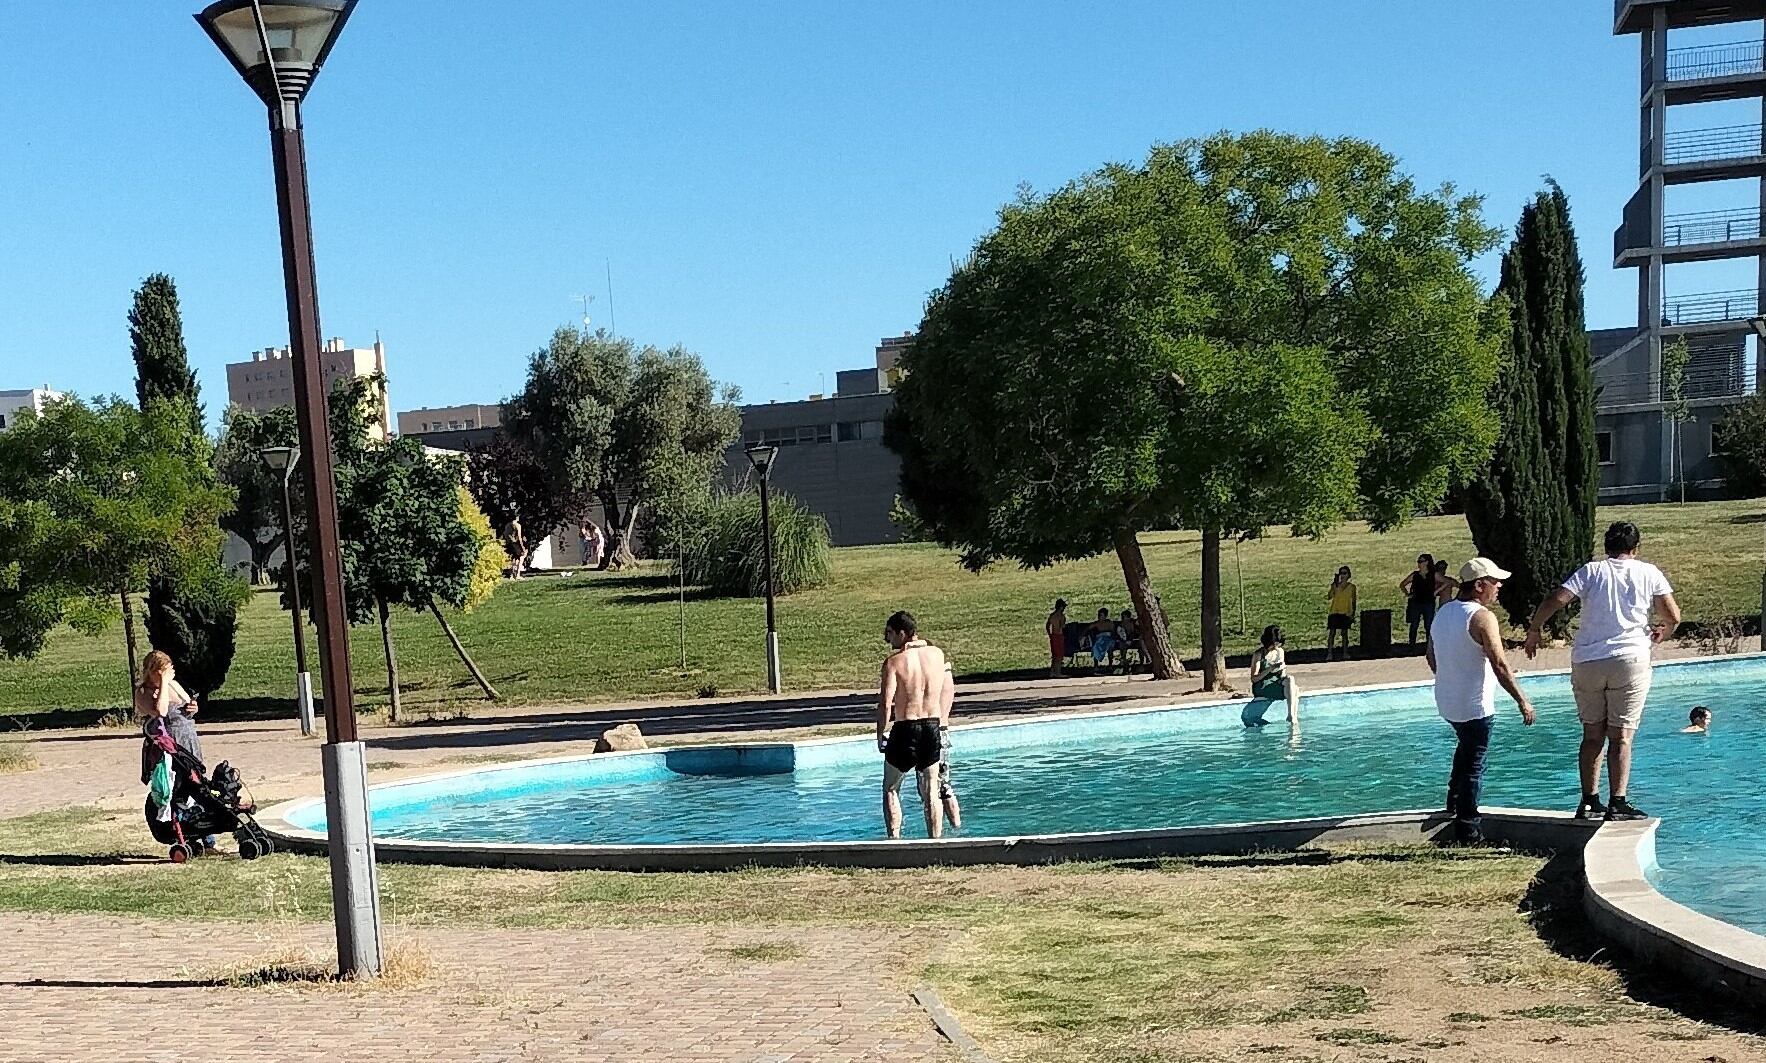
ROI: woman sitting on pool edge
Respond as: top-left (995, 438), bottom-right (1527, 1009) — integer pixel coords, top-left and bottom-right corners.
top-left (1243, 625), bottom-right (1300, 729)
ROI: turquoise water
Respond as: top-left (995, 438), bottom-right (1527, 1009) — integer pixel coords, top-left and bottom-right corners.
top-left (332, 657), bottom-right (1766, 935)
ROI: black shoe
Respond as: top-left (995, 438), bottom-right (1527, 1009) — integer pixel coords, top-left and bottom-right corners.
top-left (1575, 795), bottom-right (1608, 821)
top-left (1606, 796), bottom-right (1647, 821)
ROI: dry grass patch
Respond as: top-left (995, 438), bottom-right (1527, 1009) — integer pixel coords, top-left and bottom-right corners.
top-left (0, 743), bottom-right (36, 773)
top-left (204, 938), bottom-right (434, 991)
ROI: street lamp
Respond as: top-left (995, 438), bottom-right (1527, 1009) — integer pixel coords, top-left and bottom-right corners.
top-left (260, 446), bottom-right (314, 737)
top-left (745, 444), bottom-right (782, 694)
top-left (196, 0), bottom-right (381, 979)
top-left (1753, 316), bottom-right (1766, 649)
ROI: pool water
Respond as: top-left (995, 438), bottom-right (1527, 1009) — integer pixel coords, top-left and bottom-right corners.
top-left (344, 657), bottom-right (1766, 935)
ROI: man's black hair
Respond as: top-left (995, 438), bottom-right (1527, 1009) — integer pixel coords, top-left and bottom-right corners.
top-left (886, 610), bottom-right (917, 637)
top-left (1604, 521), bottom-right (1642, 556)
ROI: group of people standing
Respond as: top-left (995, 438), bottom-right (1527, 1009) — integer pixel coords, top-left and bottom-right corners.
top-left (1431, 521), bottom-right (1680, 842)
top-left (1323, 554), bottom-right (1459, 659)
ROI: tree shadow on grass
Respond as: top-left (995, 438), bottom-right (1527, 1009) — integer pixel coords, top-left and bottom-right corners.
top-left (1522, 849), bottom-right (1766, 1035)
top-left (1727, 512), bottom-right (1766, 525)
top-left (0, 853), bottom-right (160, 867)
top-left (1, 977), bottom-right (216, 990)
top-left (23, 697), bottom-right (307, 742)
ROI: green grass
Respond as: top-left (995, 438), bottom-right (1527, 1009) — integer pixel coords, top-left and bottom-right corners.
top-left (3, 500), bottom-right (1761, 723)
top-left (0, 806), bottom-right (1735, 1062)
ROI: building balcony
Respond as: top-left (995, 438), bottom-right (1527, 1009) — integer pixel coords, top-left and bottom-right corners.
top-left (1656, 123), bottom-right (1766, 183)
top-left (1596, 336), bottom-right (1750, 407)
top-left (1663, 40), bottom-right (1766, 103)
top-left (1614, 205), bottom-right (1766, 266)
top-left (1664, 287), bottom-right (1757, 325)
top-left (1617, 0), bottom-right (1766, 36)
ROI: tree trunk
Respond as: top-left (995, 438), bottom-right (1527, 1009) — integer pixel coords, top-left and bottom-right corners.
top-left (429, 598), bottom-right (499, 701)
top-left (377, 596), bottom-right (401, 723)
top-left (1113, 527), bottom-right (1183, 680)
top-left (120, 590), bottom-right (140, 694)
top-left (599, 489), bottom-right (640, 569)
top-left (1234, 536), bottom-right (1247, 636)
top-left (251, 532), bottom-right (285, 586)
top-left (1200, 527), bottom-right (1225, 691)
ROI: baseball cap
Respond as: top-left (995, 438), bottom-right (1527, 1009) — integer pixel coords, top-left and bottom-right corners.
top-left (1458, 557), bottom-right (1512, 583)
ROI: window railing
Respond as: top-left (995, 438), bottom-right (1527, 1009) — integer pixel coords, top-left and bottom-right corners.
top-left (1662, 206), bottom-right (1762, 246)
top-left (1663, 288), bottom-right (1758, 324)
top-left (1663, 124), bottom-right (1765, 165)
top-left (1667, 40), bottom-right (1765, 82)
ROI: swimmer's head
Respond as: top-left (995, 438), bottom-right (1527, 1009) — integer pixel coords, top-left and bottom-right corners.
top-left (1261, 625), bottom-right (1284, 648)
top-left (1690, 706), bottom-right (1712, 727)
top-left (885, 610), bottom-right (917, 648)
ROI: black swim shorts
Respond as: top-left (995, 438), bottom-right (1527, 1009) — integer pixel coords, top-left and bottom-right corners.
top-left (885, 718), bottom-right (942, 773)
top-left (1327, 613), bottom-right (1353, 632)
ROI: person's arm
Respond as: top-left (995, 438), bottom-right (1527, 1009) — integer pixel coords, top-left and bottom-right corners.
top-left (1524, 587), bottom-right (1577, 658)
top-left (1349, 586), bottom-right (1357, 615)
top-left (170, 679), bottom-right (196, 715)
top-left (877, 660), bottom-right (896, 751)
top-left (940, 663), bottom-right (955, 726)
top-left (1425, 638), bottom-right (1437, 675)
top-left (1471, 609), bottom-right (1535, 724)
top-left (1652, 592), bottom-right (1682, 643)
top-left (1400, 573), bottom-right (1415, 595)
top-left (153, 680), bottom-right (173, 719)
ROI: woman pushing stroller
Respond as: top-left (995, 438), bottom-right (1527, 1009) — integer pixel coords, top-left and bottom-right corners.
top-left (137, 651), bottom-right (271, 862)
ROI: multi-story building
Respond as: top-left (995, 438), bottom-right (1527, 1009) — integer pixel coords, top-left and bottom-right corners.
top-left (226, 337), bottom-right (391, 440)
top-left (726, 336), bottom-right (911, 546)
top-left (397, 403), bottom-right (501, 450)
top-left (1603, 1), bottom-right (1766, 499)
top-left (0, 388), bottom-right (62, 431)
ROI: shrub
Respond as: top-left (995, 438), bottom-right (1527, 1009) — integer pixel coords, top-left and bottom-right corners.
top-left (678, 490), bottom-right (830, 598)
top-left (1717, 393), bottom-right (1766, 497)
top-left (144, 555), bottom-right (249, 697)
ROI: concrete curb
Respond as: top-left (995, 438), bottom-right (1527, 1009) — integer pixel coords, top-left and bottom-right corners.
top-left (911, 987), bottom-right (996, 1063)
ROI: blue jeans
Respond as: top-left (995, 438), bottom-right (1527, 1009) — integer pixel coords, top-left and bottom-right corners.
top-left (1447, 716), bottom-right (1493, 839)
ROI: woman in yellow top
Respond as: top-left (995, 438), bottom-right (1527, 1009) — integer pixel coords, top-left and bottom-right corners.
top-left (1325, 565), bottom-right (1357, 660)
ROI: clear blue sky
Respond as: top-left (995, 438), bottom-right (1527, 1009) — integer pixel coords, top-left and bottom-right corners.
top-left (0, 2), bottom-right (1715, 425)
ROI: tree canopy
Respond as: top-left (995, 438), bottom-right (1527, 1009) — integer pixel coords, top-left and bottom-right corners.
top-left (0, 398), bottom-right (234, 669)
top-left (504, 328), bottom-right (740, 567)
top-left (1463, 182), bottom-right (1598, 629)
top-left (889, 131), bottom-right (1503, 686)
top-left (129, 273), bottom-right (203, 439)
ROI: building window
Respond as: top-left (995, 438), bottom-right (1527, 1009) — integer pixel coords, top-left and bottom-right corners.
top-left (464, 419), bottom-right (475, 429)
top-left (1711, 422), bottom-right (1731, 457)
top-left (837, 421), bottom-right (859, 442)
top-left (449, 420), bottom-right (462, 430)
top-left (1596, 431), bottom-right (1614, 466)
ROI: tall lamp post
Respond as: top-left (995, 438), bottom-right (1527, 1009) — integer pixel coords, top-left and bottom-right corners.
top-left (1752, 315), bottom-right (1766, 650)
top-left (745, 444), bottom-right (782, 693)
top-left (196, 0), bottom-right (381, 978)
top-left (260, 446), bottom-right (315, 736)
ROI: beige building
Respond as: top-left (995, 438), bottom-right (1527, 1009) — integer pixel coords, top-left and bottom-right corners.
top-left (397, 403), bottom-right (500, 436)
top-left (0, 387), bottom-right (62, 431)
top-left (226, 337), bottom-right (390, 439)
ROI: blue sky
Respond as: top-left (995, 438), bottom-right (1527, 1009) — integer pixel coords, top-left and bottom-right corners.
top-left (0, 2), bottom-right (1731, 426)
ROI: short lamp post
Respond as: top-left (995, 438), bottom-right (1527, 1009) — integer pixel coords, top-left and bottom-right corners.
top-left (1753, 316), bottom-right (1766, 651)
top-left (196, 0), bottom-right (381, 978)
top-left (745, 444), bottom-right (782, 693)
top-left (260, 446), bottom-right (315, 737)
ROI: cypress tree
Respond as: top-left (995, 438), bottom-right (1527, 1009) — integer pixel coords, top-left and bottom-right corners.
top-left (129, 273), bottom-right (244, 697)
top-left (1465, 182), bottom-right (1597, 630)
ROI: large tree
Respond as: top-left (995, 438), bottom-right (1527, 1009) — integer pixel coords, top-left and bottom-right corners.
top-left (1463, 182), bottom-right (1599, 630)
top-left (463, 430), bottom-right (588, 566)
top-left (889, 132), bottom-right (1502, 688)
top-left (0, 398), bottom-right (235, 694)
top-left (128, 273), bottom-right (246, 695)
top-left (504, 329), bottom-right (740, 569)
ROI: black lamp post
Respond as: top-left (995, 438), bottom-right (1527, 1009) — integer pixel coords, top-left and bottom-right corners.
top-left (196, 0), bottom-right (381, 978)
top-left (744, 444), bottom-right (782, 693)
top-left (260, 446), bottom-right (314, 737)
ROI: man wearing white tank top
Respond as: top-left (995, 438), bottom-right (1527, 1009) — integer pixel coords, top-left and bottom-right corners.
top-left (1428, 558), bottom-right (1536, 843)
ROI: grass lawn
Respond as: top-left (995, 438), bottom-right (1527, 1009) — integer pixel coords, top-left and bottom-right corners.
top-left (3, 499), bottom-right (1761, 724)
top-left (2, 806), bottom-right (1759, 1061)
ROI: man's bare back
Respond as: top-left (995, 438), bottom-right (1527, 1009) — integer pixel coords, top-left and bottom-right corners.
top-left (882, 641), bottom-right (948, 725)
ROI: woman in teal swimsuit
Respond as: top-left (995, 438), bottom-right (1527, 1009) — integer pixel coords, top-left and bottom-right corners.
top-left (1243, 625), bottom-right (1301, 729)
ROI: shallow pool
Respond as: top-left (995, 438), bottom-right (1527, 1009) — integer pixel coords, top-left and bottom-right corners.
top-left (303, 656), bottom-right (1766, 935)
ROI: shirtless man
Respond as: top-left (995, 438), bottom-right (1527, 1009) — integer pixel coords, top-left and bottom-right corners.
top-left (877, 610), bottom-right (950, 839)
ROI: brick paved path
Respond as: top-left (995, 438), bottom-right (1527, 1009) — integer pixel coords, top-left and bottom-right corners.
top-left (0, 913), bottom-right (955, 1062)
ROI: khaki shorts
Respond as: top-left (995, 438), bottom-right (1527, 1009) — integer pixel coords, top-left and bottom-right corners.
top-left (1571, 655), bottom-right (1652, 731)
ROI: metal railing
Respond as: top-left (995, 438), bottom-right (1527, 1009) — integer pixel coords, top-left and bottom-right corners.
top-left (1663, 288), bottom-right (1759, 324)
top-left (1596, 364), bottom-right (1751, 406)
top-left (1663, 124), bottom-right (1765, 165)
top-left (1666, 40), bottom-right (1766, 82)
top-left (1662, 206), bottom-right (1763, 245)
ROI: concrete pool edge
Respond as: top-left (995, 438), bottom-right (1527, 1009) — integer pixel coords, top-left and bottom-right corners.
top-left (1583, 817), bottom-right (1766, 1002)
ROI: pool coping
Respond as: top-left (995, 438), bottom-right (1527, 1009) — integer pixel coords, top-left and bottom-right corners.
top-left (256, 651), bottom-right (1766, 1004)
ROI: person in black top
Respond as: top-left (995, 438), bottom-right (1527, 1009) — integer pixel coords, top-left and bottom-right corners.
top-left (1400, 553), bottom-right (1438, 645)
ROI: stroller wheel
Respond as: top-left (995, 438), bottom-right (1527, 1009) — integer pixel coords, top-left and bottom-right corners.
top-left (169, 844), bottom-right (191, 864)
top-left (239, 837), bottom-right (262, 861)
top-left (256, 832), bottom-right (275, 856)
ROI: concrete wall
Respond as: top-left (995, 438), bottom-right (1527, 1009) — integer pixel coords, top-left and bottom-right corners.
top-left (730, 392), bottom-right (901, 546)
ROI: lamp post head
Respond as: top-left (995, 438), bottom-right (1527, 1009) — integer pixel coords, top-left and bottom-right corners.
top-left (744, 444), bottom-right (779, 479)
top-left (195, 0), bottom-right (355, 111)
top-left (260, 444), bottom-right (299, 474)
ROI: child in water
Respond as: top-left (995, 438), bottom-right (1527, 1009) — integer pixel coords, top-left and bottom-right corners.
top-left (1681, 706), bottom-right (1712, 734)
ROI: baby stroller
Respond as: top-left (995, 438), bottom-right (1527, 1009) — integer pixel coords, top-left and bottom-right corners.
top-left (142, 727), bottom-right (274, 863)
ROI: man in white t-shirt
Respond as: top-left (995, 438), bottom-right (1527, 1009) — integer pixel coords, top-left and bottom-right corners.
top-left (1525, 521), bottom-right (1681, 822)
top-left (1428, 558), bottom-right (1536, 843)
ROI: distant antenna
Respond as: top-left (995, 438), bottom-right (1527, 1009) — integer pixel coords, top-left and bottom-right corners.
top-left (573, 293), bottom-right (594, 331)
top-left (605, 259), bottom-right (617, 337)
